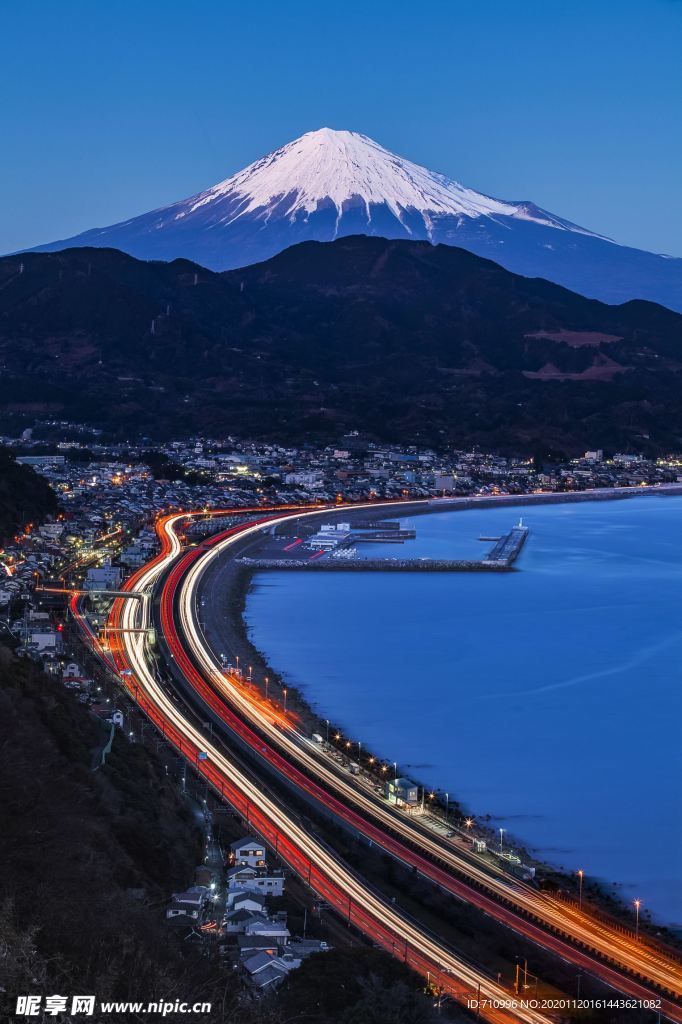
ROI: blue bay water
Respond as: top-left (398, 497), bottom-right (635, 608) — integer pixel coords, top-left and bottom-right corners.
top-left (244, 496), bottom-right (682, 926)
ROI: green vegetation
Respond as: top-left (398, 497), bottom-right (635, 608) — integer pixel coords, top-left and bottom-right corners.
top-left (0, 647), bottom-right (451, 1022)
top-left (276, 949), bottom-right (446, 1022)
top-left (2, 240), bottom-right (682, 452)
top-left (145, 450), bottom-right (206, 484)
top-left (0, 446), bottom-right (58, 542)
top-left (0, 646), bottom-right (213, 1020)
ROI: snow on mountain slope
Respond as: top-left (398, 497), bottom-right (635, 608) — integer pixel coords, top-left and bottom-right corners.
top-left (179, 128), bottom-right (591, 234)
top-left (25, 128), bottom-right (682, 310)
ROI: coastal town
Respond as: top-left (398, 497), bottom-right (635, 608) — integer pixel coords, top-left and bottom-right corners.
top-left (4, 10), bottom-right (682, 1020)
top-left (2, 424), bottom-right (682, 1020)
top-left (4, 420), bottom-right (682, 623)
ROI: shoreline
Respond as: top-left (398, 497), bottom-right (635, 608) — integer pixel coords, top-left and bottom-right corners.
top-left (209, 485), bottom-right (682, 937)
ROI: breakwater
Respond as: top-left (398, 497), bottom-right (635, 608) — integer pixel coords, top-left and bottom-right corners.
top-left (241, 522), bottom-right (529, 572)
top-left (485, 523), bottom-right (528, 565)
top-left (243, 494), bottom-right (682, 926)
top-left (237, 557), bottom-right (515, 572)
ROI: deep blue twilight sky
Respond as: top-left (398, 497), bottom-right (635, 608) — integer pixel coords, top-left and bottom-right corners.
top-left (2, 0), bottom-right (681, 256)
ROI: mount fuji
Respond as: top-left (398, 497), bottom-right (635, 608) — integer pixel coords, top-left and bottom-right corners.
top-left (27, 128), bottom-right (682, 310)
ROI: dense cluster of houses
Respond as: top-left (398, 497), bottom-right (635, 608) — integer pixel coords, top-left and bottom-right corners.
top-left (5, 423), bottom-right (682, 539)
top-left (166, 834), bottom-right (330, 993)
top-left (3, 428), bottom-right (682, 637)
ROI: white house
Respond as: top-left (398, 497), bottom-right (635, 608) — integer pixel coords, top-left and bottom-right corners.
top-left (226, 865), bottom-right (285, 897)
top-left (90, 704), bottom-right (124, 728)
top-left (241, 951), bottom-right (300, 992)
top-left (244, 918), bottom-right (290, 942)
top-left (27, 628), bottom-right (58, 653)
top-left (84, 561), bottom-right (122, 592)
top-left (250, 874), bottom-right (285, 897)
top-left (166, 886), bottom-right (208, 922)
top-left (224, 909), bottom-right (265, 935)
top-left (227, 864), bottom-right (258, 888)
top-left (385, 777), bottom-right (419, 807)
top-left (225, 890), bottom-right (267, 913)
top-left (230, 836), bottom-right (267, 868)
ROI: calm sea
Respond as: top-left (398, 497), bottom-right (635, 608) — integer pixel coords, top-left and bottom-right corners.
top-left (244, 496), bottom-right (682, 926)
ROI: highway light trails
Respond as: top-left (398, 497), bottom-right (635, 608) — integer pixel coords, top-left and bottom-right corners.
top-left (100, 508), bottom-right (551, 1024)
top-left (73, 503), bottom-right (681, 1023)
top-left (169, 507), bottom-right (682, 1015)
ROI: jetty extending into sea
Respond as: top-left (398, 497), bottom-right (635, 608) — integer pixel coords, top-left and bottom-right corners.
top-left (237, 521), bottom-right (529, 573)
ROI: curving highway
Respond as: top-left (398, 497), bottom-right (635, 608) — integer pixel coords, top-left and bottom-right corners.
top-left (80, 505), bottom-right (556, 1024)
top-left (69, 502), bottom-right (682, 1023)
top-left (160, 505), bottom-right (682, 1019)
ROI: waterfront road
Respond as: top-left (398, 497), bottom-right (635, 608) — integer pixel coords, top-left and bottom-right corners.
top-left (84, 505), bottom-right (556, 1024)
top-left (161, 506), bottom-right (682, 1015)
top-left (69, 502), bottom-right (682, 1022)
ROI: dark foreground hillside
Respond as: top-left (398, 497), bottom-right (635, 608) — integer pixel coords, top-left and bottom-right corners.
top-left (0, 447), bottom-right (58, 542)
top-left (0, 646), bottom-right (209, 1018)
top-left (0, 648), bottom-right (448, 1023)
top-left (1, 238), bottom-right (682, 453)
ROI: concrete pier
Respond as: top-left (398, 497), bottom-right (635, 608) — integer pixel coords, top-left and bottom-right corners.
top-left (236, 557), bottom-right (515, 572)
top-left (484, 523), bottom-right (529, 567)
top-left (238, 522), bottom-right (529, 573)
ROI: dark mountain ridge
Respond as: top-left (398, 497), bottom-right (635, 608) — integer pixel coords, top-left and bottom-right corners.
top-left (1, 237), bottom-right (681, 453)
top-left (24, 128), bottom-right (682, 311)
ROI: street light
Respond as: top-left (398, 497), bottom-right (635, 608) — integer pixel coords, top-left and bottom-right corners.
top-left (577, 870), bottom-right (584, 909)
top-left (499, 827), bottom-right (506, 852)
top-left (325, 719), bottom-right (330, 742)
top-left (283, 687), bottom-right (288, 712)
top-left (464, 817), bottom-right (474, 830)
top-left (634, 898), bottom-right (642, 940)
top-left (393, 761), bottom-right (398, 780)
top-left (265, 676), bottom-right (269, 701)
top-left (444, 792), bottom-right (449, 823)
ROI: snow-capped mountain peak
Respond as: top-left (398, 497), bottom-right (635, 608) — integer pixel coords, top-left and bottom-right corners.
top-left (24, 128), bottom-right (682, 310)
top-left (176, 127), bottom-right (592, 237)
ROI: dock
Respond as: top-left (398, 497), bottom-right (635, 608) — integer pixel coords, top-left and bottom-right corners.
top-left (352, 528), bottom-right (417, 543)
top-left (236, 557), bottom-right (516, 572)
top-left (484, 521), bottom-right (529, 567)
top-left (239, 521), bottom-right (529, 573)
